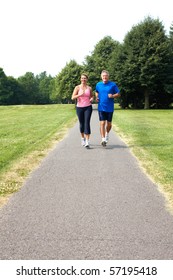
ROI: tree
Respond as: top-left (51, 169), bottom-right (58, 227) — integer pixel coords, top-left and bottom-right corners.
top-left (36, 71), bottom-right (54, 104)
top-left (83, 55), bottom-right (97, 89)
top-left (0, 68), bottom-right (14, 105)
top-left (169, 21), bottom-right (173, 38)
top-left (6, 76), bottom-right (23, 105)
top-left (53, 60), bottom-right (83, 103)
top-left (83, 36), bottom-right (119, 88)
top-left (163, 21), bottom-right (173, 106)
top-left (18, 72), bottom-right (39, 104)
top-left (116, 17), bottom-right (171, 109)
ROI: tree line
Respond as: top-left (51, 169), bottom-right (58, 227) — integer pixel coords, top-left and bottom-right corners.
top-left (1, 17), bottom-right (173, 109)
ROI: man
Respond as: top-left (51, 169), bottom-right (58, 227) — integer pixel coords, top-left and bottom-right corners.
top-left (95, 70), bottom-right (120, 146)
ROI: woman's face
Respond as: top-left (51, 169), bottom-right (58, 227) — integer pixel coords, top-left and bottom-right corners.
top-left (81, 75), bottom-right (88, 83)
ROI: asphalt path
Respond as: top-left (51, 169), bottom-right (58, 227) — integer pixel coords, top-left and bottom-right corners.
top-left (0, 109), bottom-right (173, 260)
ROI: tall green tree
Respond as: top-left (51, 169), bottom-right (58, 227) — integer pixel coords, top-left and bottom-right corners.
top-left (84, 36), bottom-right (119, 88)
top-left (109, 45), bottom-right (132, 108)
top-left (0, 68), bottom-right (27, 105)
top-left (116, 17), bottom-right (171, 109)
top-left (6, 76), bottom-right (23, 104)
top-left (83, 55), bottom-right (97, 89)
top-left (18, 72), bottom-right (39, 104)
top-left (36, 71), bottom-right (54, 104)
top-left (169, 21), bottom-right (173, 37)
top-left (53, 60), bottom-right (83, 103)
top-left (0, 68), bottom-right (14, 105)
top-left (164, 21), bottom-right (173, 105)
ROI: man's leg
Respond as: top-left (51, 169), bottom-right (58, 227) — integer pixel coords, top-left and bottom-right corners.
top-left (98, 111), bottom-right (107, 146)
top-left (105, 121), bottom-right (111, 143)
top-left (106, 121), bottom-right (112, 133)
top-left (100, 120), bottom-right (107, 146)
top-left (100, 120), bottom-right (106, 138)
top-left (105, 112), bottom-right (113, 143)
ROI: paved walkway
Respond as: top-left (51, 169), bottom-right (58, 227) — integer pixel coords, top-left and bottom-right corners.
top-left (0, 109), bottom-right (173, 259)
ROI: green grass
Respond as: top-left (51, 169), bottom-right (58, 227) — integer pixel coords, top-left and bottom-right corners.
top-left (1, 104), bottom-right (173, 212)
top-left (0, 104), bottom-right (76, 195)
top-left (113, 108), bottom-right (173, 210)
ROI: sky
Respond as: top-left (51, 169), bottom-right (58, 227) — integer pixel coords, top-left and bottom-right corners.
top-left (0, 0), bottom-right (172, 78)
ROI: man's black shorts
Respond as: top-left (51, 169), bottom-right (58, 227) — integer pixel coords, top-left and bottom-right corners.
top-left (98, 111), bottom-right (113, 122)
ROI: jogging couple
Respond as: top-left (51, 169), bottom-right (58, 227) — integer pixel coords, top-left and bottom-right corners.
top-left (71, 70), bottom-right (120, 148)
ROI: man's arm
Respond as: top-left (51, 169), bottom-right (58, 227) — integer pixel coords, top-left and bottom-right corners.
top-left (108, 83), bottom-right (120, 98)
top-left (108, 92), bottom-right (120, 99)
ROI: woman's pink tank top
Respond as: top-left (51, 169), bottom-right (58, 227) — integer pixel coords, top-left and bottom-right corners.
top-left (77, 86), bottom-right (91, 107)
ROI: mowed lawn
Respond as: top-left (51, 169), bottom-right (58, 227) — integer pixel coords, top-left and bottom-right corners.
top-left (113, 109), bottom-right (173, 209)
top-left (1, 105), bottom-right (173, 211)
top-left (0, 105), bottom-right (76, 195)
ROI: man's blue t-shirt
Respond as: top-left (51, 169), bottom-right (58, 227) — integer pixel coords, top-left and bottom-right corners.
top-left (95, 81), bottom-right (120, 112)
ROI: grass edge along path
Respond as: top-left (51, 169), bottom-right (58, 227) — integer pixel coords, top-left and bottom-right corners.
top-left (113, 109), bottom-right (173, 214)
top-left (0, 105), bottom-right (77, 208)
top-left (0, 126), bottom-right (74, 207)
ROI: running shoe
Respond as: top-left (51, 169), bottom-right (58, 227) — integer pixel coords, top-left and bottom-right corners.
top-left (81, 138), bottom-right (85, 146)
top-left (105, 133), bottom-right (109, 143)
top-left (101, 139), bottom-right (106, 147)
top-left (85, 140), bottom-right (90, 148)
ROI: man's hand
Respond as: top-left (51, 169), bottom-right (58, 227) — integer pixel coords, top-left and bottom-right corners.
top-left (108, 94), bottom-right (114, 98)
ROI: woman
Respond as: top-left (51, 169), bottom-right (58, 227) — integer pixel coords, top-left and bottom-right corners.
top-left (71, 73), bottom-right (93, 148)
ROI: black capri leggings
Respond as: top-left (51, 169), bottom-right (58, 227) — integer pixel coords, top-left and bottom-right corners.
top-left (76, 105), bottom-right (92, 135)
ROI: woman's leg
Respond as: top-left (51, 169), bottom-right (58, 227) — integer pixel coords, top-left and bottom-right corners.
top-left (84, 106), bottom-right (92, 137)
top-left (76, 107), bottom-right (85, 139)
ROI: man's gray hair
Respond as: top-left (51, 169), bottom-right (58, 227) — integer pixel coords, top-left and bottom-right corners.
top-left (101, 70), bottom-right (109, 76)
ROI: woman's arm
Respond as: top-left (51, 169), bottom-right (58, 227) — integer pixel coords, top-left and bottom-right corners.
top-left (89, 87), bottom-right (94, 102)
top-left (71, 86), bottom-right (80, 100)
top-left (95, 91), bottom-right (99, 102)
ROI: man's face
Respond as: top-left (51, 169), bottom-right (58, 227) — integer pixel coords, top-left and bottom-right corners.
top-left (101, 73), bottom-right (109, 83)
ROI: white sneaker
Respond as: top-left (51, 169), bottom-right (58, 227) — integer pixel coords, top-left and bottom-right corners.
top-left (85, 140), bottom-right (90, 148)
top-left (81, 138), bottom-right (85, 146)
top-left (105, 133), bottom-right (109, 143)
top-left (101, 138), bottom-right (106, 147)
